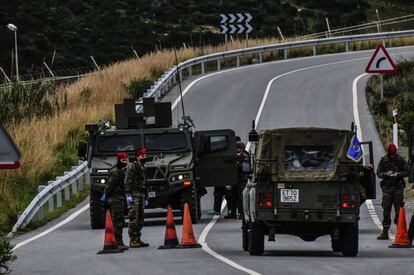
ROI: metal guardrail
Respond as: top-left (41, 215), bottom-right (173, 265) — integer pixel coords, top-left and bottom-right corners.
top-left (11, 161), bottom-right (90, 233)
top-left (144, 29), bottom-right (414, 101)
top-left (9, 29), bottom-right (414, 233)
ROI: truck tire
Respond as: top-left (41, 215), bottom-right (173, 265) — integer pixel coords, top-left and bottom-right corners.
top-left (248, 221), bottom-right (264, 255)
top-left (341, 223), bottom-right (359, 257)
top-left (242, 219), bottom-right (249, 251)
top-left (90, 191), bottom-right (105, 229)
top-left (181, 186), bottom-right (199, 224)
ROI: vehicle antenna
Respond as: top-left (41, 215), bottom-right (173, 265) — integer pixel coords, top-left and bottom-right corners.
top-left (174, 48), bottom-right (186, 122)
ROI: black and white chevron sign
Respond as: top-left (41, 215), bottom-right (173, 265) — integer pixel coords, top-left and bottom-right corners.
top-left (220, 13), bottom-right (253, 34)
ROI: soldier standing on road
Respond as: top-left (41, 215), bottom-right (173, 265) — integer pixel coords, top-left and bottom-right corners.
top-left (106, 151), bottom-right (129, 251)
top-left (125, 147), bottom-right (149, 248)
top-left (376, 144), bottom-right (408, 240)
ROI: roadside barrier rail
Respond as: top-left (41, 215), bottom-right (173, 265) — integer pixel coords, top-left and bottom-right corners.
top-left (144, 29), bottom-right (414, 100)
top-left (10, 29), bottom-right (414, 233)
top-left (11, 161), bottom-right (89, 233)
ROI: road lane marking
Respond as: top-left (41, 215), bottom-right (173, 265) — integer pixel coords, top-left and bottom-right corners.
top-left (199, 201), bottom-right (262, 275)
top-left (13, 204), bottom-right (90, 251)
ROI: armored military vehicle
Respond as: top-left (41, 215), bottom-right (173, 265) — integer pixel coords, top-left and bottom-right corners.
top-left (242, 126), bottom-right (376, 256)
top-left (79, 98), bottom-right (237, 229)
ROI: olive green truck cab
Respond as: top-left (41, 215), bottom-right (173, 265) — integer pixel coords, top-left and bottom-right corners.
top-left (79, 98), bottom-right (237, 229)
top-left (242, 127), bottom-right (376, 256)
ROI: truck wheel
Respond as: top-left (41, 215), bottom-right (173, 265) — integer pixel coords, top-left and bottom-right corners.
top-left (90, 191), bottom-right (105, 229)
top-left (242, 219), bottom-right (249, 251)
top-left (248, 221), bottom-right (264, 255)
top-left (181, 186), bottom-right (199, 224)
top-left (341, 223), bottom-right (359, 257)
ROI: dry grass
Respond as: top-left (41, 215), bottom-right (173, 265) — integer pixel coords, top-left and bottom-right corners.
top-left (2, 35), bottom-right (414, 230)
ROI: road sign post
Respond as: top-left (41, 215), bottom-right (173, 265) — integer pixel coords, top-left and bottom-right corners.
top-left (365, 44), bottom-right (398, 101)
top-left (393, 109), bottom-right (398, 148)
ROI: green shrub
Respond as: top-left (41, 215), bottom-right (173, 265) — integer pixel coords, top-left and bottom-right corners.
top-left (122, 78), bottom-right (153, 100)
top-left (0, 234), bottom-right (16, 274)
top-left (0, 81), bottom-right (58, 124)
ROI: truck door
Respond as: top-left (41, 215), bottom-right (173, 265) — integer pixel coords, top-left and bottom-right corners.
top-left (194, 129), bottom-right (237, 187)
top-left (361, 141), bottom-right (376, 199)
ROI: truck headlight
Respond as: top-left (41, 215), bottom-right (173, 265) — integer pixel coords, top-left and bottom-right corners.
top-left (100, 179), bottom-right (106, 184)
top-left (170, 173), bottom-right (191, 182)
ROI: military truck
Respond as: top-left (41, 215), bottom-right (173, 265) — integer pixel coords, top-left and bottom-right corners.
top-left (242, 126), bottom-right (376, 256)
top-left (79, 98), bottom-right (237, 229)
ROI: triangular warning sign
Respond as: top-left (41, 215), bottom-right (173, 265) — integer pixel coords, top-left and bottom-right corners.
top-left (365, 44), bottom-right (397, 74)
top-left (0, 123), bottom-right (21, 169)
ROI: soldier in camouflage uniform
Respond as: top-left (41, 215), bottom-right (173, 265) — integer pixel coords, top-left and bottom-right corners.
top-left (106, 151), bottom-right (129, 250)
top-left (125, 147), bottom-right (149, 248)
top-left (376, 144), bottom-right (408, 240)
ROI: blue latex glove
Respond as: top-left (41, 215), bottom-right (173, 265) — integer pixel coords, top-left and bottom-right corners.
top-left (144, 200), bottom-right (149, 208)
top-left (126, 195), bottom-right (134, 205)
top-left (100, 193), bottom-right (108, 202)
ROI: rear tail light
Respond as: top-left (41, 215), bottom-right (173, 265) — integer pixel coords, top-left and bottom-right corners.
top-left (341, 193), bottom-right (357, 209)
top-left (258, 193), bottom-right (273, 208)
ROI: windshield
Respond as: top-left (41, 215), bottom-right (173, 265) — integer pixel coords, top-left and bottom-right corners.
top-left (144, 132), bottom-right (187, 151)
top-left (284, 145), bottom-right (334, 171)
top-left (97, 134), bottom-right (141, 153)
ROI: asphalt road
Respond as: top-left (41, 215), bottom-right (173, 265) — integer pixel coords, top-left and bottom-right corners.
top-left (11, 46), bottom-right (414, 275)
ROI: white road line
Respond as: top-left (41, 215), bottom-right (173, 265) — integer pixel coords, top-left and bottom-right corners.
top-left (12, 204), bottom-right (90, 251)
top-left (199, 202), bottom-right (262, 275)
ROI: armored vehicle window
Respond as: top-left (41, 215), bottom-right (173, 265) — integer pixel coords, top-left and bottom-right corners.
top-left (97, 135), bottom-right (141, 153)
top-left (209, 136), bottom-right (228, 152)
top-left (144, 132), bottom-right (187, 151)
top-left (284, 145), bottom-right (334, 171)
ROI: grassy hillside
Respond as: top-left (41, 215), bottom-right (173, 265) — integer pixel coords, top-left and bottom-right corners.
top-left (1, 0), bottom-right (414, 79)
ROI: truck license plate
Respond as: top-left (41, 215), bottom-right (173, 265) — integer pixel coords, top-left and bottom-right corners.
top-left (281, 189), bottom-right (299, 203)
top-left (148, 191), bottom-right (156, 198)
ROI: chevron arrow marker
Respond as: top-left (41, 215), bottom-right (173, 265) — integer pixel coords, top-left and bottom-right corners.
top-left (229, 24), bottom-right (237, 34)
top-left (245, 13), bottom-right (252, 23)
top-left (220, 25), bottom-right (228, 34)
top-left (245, 23), bottom-right (253, 34)
top-left (237, 24), bottom-right (245, 34)
top-left (220, 14), bottom-right (228, 24)
top-left (237, 13), bottom-right (244, 23)
top-left (229, 14), bottom-right (237, 23)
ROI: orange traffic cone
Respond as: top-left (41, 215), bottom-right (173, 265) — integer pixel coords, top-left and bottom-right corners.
top-left (158, 205), bottom-right (179, 249)
top-left (97, 209), bottom-right (124, 254)
top-left (176, 203), bottom-right (202, 249)
top-left (389, 207), bottom-right (412, 248)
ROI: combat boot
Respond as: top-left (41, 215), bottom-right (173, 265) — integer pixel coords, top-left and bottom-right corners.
top-left (377, 227), bottom-right (389, 240)
top-left (130, 240), bottom-right (149, 248)
top-left (117, 242), bottom-right (129, 251)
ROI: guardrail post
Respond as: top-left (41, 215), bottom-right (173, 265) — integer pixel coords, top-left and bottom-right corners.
top-left (259, 53), bottom-right (263, 63)
top-left (36, 185), bottom-right (47, 220)
top-left (60, 176), bottom-right (70, 201)
top-left (179, 69), bottom-right (183, 84)
top-left (382, 39), bottom-right (386, 46)
top-left (188, 66), bottom-right (192, 77)
top-left (201, 62), bottom-right (205, 74)
top-left (345, 42), bottom-right (349, 52)
top-left (47, 181), bottom-right (55, 213)
top-left (283, 49), bottom-right (288, 60)
top-left (313, 46), bottom-right (317, 56)
top-left (56, 187), bottom-right (62, 208)
top-left (236, 56), bottom-right (240, 67)
top-left (217, 59), bottom-right (221, 71)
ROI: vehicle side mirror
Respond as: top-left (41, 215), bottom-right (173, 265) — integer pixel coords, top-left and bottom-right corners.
top-left (77, 142), bottom-right (88, 159)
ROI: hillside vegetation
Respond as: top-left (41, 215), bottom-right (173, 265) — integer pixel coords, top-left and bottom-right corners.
top-left (1, 0), bottom-right (413, 79)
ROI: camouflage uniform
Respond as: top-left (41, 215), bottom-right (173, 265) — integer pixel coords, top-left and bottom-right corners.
top-left (125, 161), bottom-right (146, 243)
top-left (377, 154), bottom-right (408, 231)
top-left (106, 165), bottom-right (126, 246)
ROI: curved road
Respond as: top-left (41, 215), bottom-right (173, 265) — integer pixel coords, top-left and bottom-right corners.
top-left (11, 46), bottom-right (414, 275)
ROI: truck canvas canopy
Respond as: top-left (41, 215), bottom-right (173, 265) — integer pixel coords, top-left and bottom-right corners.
top-left (255, 127), bottom-right (352, 181)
